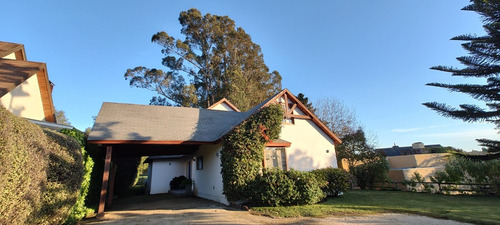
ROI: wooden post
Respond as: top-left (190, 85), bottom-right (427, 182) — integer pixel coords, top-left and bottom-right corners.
top-left (107, 164), bottom-right (117, 207)
top-left (97, 146), bottom-right (112, 219)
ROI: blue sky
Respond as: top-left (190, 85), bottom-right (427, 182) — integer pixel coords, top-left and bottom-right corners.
top-left (3, 0), bottom-right (498, 151)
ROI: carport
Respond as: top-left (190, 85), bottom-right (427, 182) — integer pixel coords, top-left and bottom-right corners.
top-left (88, 141), bottom-right (206, 218)
top-left (87, 102), bottom-right (252, 218)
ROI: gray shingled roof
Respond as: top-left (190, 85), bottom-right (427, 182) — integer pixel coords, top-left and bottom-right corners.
top-left (88, 100), bottom-right (268, 142)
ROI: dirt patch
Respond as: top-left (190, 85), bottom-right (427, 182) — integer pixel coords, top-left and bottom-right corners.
top-left (82, 195), bottom-right (472, 225)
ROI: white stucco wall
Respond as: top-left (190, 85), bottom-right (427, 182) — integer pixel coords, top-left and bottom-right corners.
top-left (149, 160), bottom-right (186, 194)
top-left (280, 107), bottom-right (338, 171)
top-left (191, 143), bottom-right (228, 205)
top-left (0, 74), bottom-right (45, 120)
top-left (3, 53), bottom-right (16, 60)
top-left (209, 102), bottom-right (235, 111)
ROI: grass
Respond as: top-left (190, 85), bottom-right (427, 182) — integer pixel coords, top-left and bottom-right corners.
top-left (251, 190), bottom-right (500, 225)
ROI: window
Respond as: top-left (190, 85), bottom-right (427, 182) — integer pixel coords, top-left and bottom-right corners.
top-left (264, 147), bottom-right (287, 170)
top-left (196, 156), bottom-right (203, 170)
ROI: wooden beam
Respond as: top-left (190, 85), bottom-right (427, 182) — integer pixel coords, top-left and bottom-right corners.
top-left (289, 114), bottom-right (311, 119)
top-left (284, 93), bottom-right (289, 115)
top-left (289, 103), bottom-right (297, 113)
top-left (106, 164), bottom-right (117, 207)
top-left (97, 146), bottom-right (113, 219)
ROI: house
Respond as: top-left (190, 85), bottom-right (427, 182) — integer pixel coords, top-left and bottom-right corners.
top-left (376, 142), bottom-right (442, 156)
top-left (376, 142), bottom-right (450, 185)
top-left (0, 41), bottom-right (68, 130)
top-left (88, 89), bottom-right (341, 217)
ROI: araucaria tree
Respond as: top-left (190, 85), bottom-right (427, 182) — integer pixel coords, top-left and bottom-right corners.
top-left (125, 8), bottom-right (282, 110)
top-left (424, 0), bottom-right (500, 153)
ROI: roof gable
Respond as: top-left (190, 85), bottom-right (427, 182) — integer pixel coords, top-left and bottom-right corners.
top-left (208, 98), bottom-right (240, 112)
top-left (260, 89), bottom-right (342, 145)
top-left (0, 41), bottom-right (26, 60)
top-left (0, 57), bottom-right (56, 123)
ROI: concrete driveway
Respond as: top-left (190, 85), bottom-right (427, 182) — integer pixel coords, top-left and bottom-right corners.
top-left (82, 194), bottom-right (472, 225)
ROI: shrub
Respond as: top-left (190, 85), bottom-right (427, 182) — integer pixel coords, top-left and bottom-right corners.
top-left (313, 167), bottom-right (351, 196)
top-left (430, 157), bottom-right (500, 194)
top-left (287, 170), bottom-right (325, 205)
top-left (28, 130), bottom-right (84, 225)
top-left (221, 104), bottom-right (283, 202)
top-left (350, 157), bottom-right (390, 189)
top-left (0, 107), bottom-right (49, 225)
top-left (250, 169), bottom-right (299, 206)
top-left (60, 128), bottom-right (94, 224)
top-left (170, 176), bottom-right (192, 190)
top-left (0, 107), bottom-right (84, 225)
top-left (250, 169), bottom-right (325, 206)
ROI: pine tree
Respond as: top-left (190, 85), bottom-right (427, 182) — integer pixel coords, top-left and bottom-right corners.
top-left (424, 0), bottom-right (500, 153)
top-left (125, 8), bottom-right (282, 110)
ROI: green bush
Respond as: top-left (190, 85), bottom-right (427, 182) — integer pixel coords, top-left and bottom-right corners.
top-left (430, 157), bottom-right (500, 194)
top-left (350, 157), bottom-right (390, 190)
top-left (250, 168), bottom-right (299, 206)
top-left (221, 104), bottom-right (283, 202)
top-left (313, 167), bottom-right (352, 196)
top-left (0, 107), bottom-right (49, 224)
top-left (287, 170), bottom-right (325, 205)
top-left (28, 130), bottom-right (84, 225)
top-left (60, 128), bottom-right (94, 224)
top-left (0, 108), bottom-right (84, 225)
top-left (250, 169), bottom-right (325, 206)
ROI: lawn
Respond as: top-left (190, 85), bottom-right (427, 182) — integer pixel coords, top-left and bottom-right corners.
top-left (251, 190), bottom-right (500, 225)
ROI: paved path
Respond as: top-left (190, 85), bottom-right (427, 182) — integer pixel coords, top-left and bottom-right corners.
top-left (83, 195), bottom-right (472, 225)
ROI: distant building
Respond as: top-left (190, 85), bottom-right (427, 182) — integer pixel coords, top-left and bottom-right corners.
top-left (376, 142), bottom-right (442, 156)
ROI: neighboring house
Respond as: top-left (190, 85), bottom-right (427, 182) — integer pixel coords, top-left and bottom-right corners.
top-left (88, 89), bottom-right (341, 216)
top-left (376, 142), bottom-right (442, 156)
top-left (0, 41), bottom-right (69, 130)
top-left (377, 142), bottom-right (449, 183)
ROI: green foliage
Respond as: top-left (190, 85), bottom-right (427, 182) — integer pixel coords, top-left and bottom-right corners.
top-left (405, 172), bottom-right (434, 193)
top-left (337, 129), bottom-right (376, 167)
top-left (430, 157), bottom-right (500, 194)
top-left (125, 8), bottom-right (281, 110)
top-left (60, 128), bottom-right (86, 147)
top-left (133, 156), bottom-right (149, 186)
top-left (60, 128), bottom-right (94, 224)
top-left (287, 170), bottom-right (325, 205)
top-left (350, 157), bottom-right (390, 190)
top-left (55, 109), bottom-right (71, 125)
top-left (221, 104), bottom-right (283, 202)
top-left (250, 169), bottom-right (299, 206)
top-left (83, 142), bottom-right (103, 210)
top-left (0, 107), bottom-right (49, 225)
top-left (169, 176), bottom-right (192, 190)
top-left (28, 130), bottom-right (84, 225)
top-left (250, 169), bottom-right (325, 206)
top-left (312, 167), bottom-right (352, 196)
top-left (424, 0), bottom-right (500, 152)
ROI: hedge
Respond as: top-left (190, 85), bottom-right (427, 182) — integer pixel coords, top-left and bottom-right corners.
top-left (0, 107), bottom-right (49, 224)
top-left (312, 167), bottom-right (351, 196)
top-left (250, 169), bottom-right (325, 206)
top-left (0, 107), bottom-right (83, 224)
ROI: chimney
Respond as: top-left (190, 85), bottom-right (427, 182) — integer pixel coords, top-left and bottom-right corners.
top-left (412, 142), bottom-right (424, 149)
